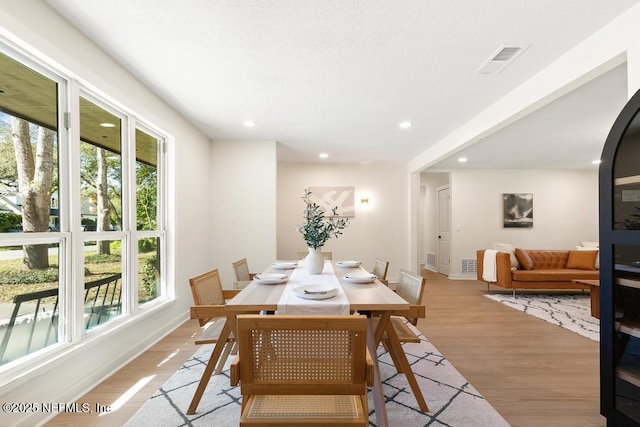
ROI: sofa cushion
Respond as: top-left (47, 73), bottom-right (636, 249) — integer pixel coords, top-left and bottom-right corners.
top-left (566, 249), bottom-right (598, 270)
top-left (493, 243), bottom-right (519, 268)
top-left (580, 241), bottom-right (599, 248)
top-left (512, 268), bottom-right (599, 282)
top-left (577, 245), bottom-right (600, 269)
top-left (527, 250), bottom-right (569, 269)
top-left (515, 248), bottom-right (534, 270)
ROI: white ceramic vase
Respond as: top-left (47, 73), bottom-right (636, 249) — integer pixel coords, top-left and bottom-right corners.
top-left (306, 247), bottom-right (324, 274)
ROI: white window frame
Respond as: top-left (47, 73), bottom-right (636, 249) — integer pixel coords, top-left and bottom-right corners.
top-left (0, 35), bottom-right (172, 381)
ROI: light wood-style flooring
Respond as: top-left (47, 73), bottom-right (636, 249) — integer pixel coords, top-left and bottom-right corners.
top-left (48, 271), bottom-right (603, 426)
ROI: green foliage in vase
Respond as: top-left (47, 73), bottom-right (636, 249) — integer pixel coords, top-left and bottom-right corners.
top-left (299, 188), bottom-right (349, 249)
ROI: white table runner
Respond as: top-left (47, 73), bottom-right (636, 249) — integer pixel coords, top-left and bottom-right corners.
top-left (276, 261), bottom-right (350, 314)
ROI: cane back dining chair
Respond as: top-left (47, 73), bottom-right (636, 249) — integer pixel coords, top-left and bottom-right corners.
top-left (393, 269), bottom-right (427, 330)
top-left (372, 269), bottom-right (426, 343)
top-left (230, 314), bottom-right (373, 426)
top-left (187, 268), bottom-right (241, 415)
top-left (371, 258), bottom-right (389, 286)
top-left (371, 269), bottom-right (428, 412)
top-left (232, 258), bottom-right (256, 290)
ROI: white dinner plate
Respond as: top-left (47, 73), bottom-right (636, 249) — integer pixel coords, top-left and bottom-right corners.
top-left (272, 261), bottom-right (298, 270)
top-left (254, 273), bottom-right (288, 285)
top-left (336, 260), bottom-right (362, 268)
top-left (292, 284), bottom-right (338, 300)
top-left (342, 273), bottom-right (377, 284)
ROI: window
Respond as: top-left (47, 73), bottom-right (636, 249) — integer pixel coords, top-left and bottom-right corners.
top-left (135, 128), bottom-right (163, 306)
top-left (0, 43), bottom-right (168, 368)
top-left (79, 96), bottom-right (122, 233)
top-left (0, 49), bottom-right (63, 365)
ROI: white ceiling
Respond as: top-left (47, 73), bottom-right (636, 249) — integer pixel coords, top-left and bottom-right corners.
top-left (429, 63), bottom-right (629, 170)
top-left (46, 0), bottom-right (638, 168)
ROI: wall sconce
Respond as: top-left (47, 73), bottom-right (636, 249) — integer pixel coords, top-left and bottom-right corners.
top-left (360, 197), bottom-right (369, 205)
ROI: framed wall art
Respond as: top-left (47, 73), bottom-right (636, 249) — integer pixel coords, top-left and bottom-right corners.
top-left (308, 186), bottom-right (355, 217)
top-left (503, 193), bottom-right (533, 228)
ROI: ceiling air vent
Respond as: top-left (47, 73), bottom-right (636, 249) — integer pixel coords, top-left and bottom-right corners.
top-left (476, 44), bottom-right (529, 75)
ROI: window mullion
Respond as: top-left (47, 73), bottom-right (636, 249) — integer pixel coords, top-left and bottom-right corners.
top-left (67, 79), bottom-right (85, 344)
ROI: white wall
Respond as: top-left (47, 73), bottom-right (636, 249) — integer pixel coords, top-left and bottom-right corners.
top-left (277, 162), bottom-right (409, 282)
top-left (209, 140), bottom-right (277, 286)
top-left (446, 169), bottom-right (598, 279)
top-left (0, 3), bottom-right (215, 425)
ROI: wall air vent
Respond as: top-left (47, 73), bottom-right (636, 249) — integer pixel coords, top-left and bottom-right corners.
top-left (426, 253), bottom-right (437, 269)
top-left (476, 44), bottom-right (529, 75)
top-left (460, 258), bottom-right (477, 275)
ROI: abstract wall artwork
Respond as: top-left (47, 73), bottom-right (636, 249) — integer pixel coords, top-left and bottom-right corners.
top-left (308, 186), bottom-right (355, 217)
top-left (503, 193), bottom-right (533, 228)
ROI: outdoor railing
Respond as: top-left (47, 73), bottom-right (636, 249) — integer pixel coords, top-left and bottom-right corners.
top-left (0, 273), bottom-right (122, 363)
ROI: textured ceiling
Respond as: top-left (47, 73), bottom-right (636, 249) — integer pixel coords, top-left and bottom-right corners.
top-left (46, 0), bottom-right (639, 168)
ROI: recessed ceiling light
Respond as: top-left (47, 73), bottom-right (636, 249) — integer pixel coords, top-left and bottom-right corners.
top-left (592, 159), bottom-right (601, 165)
top-left (398, 121), bottom-right (412, 129)
top-left (458, 157), bottom-right (468, 163)
top-left (100, 122), bottom-right (115, 128)
top-left (319, 153), bottom-right (329, 159)
top-left (243, 120), bottom-right (257, 128)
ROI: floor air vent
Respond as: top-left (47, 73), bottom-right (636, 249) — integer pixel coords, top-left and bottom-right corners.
top-left (461, 258), bottom-right (477, 275)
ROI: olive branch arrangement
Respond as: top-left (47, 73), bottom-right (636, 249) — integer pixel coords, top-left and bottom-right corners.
top-left (299, 188), bottom-right (349, 249)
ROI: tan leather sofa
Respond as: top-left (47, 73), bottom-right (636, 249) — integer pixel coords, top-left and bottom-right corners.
top-left (477, 249), bottom-right (599, 294)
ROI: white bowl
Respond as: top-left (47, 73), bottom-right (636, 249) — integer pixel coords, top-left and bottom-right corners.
top-left (336, 260), bottom-right (361, 268)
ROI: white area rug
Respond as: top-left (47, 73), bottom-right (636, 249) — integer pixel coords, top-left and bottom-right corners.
top-left (484, 293), bottom-right (599, 341)
top-left (126, 323), bottom-right (510, 427)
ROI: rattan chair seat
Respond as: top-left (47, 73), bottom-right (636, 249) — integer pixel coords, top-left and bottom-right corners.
top-left (370, 316), bottom-right (421, 344)
top-left (196, 317), bottom-right (227, 345)
top-left (246, 395), bottom-right (362, 418)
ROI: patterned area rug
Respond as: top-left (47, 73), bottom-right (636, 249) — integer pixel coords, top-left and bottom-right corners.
top-left (484, 293), bottom-right (599, 341)
top-left (126, 323), bottom-right (509, 427)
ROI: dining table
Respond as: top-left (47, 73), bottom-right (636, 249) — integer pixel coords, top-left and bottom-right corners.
top-left (222, 259), bottom-right (429, 427)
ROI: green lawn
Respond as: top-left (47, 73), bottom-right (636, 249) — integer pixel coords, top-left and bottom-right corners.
top-left (0, 247), bottom-right (157, 303)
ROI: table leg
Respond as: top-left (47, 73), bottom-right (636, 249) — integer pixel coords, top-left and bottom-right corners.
top-left (367, 316), bottom-right (389, 427)
top-left (590, 284), bottom-right (600, 318)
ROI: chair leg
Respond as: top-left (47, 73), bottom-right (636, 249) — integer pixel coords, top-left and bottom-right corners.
top-left (382, 336), bottom-right (404, 373)
top-left (214, 340), bottom-right (234, 375)
top-left (187, 321), bottom-right (231, 415)
top-left (384, 320), bottom-right (429, 413)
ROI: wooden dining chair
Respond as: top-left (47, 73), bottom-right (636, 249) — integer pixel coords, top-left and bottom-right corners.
top-left (187, 268), bottom-right (241, 414)
top-left (372, 258), bottom-right (389, 285)
top-left (230, 314), bottom-right (373, 426)
top-left (394, 269), bottom-right (427, 328)
top-left (371, 269), bottom-right (428, 412)
top-left (380, 269), bottom-right (427, 355)
top-left (232, 258), bottom-right (256, 290)
top-left (297, 251), bottom-right (333, 260)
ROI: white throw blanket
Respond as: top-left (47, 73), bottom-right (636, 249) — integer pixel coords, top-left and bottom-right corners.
top-left (482, 249), bottom-right (498, 282)
top-left (276, 261), bottom-right (350, 314)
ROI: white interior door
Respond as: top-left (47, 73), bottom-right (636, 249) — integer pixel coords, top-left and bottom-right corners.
top-left (437, 186), bottom-right (451, 276)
